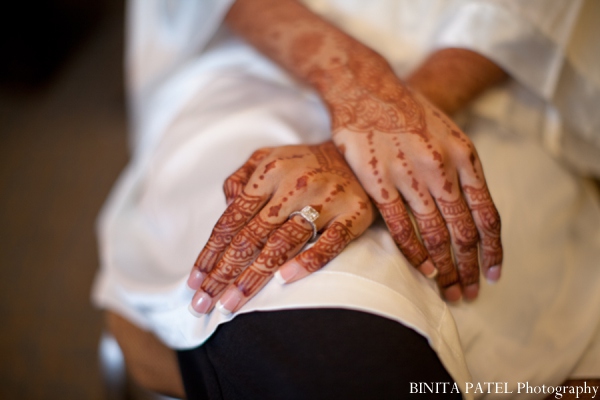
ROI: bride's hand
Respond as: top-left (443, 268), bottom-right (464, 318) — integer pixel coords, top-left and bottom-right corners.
top-left (186, 142), bottom-right (375, 316)
top-left (223, 0), bottom-right (503, 301)
top-left (322, 56), bottom-right (503, 301)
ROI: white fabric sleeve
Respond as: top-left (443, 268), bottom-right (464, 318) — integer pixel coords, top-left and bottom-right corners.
top-left (432, 0), bottom-right (582, 100)
top-left (126, 0), bottom-right (235, 150)
top-left (432, 0), bottom-right (600, 176)
top-left (126, 0), bottom-right (235, 97)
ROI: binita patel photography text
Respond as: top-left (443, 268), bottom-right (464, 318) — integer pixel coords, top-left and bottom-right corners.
top-left (410, 381), bottom-right (599, 398)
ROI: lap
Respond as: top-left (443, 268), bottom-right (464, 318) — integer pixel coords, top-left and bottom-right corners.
top-left (177, 308), bottom-right (460, 400)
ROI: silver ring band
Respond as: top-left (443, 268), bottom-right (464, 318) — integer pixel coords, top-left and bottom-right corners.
top-left (289, 206), bottom-right (320, 242)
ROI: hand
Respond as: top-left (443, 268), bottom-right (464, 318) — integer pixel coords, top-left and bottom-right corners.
top-left (187, 142), bottom-right (375, 315)
top-left (223, 0), bottom-right (503, 300)
top-left (319, 55), bottom-right (503, 301)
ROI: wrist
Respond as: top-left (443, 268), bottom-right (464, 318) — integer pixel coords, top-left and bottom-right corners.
top-left (309, 49), bottom-right (400, 110)
top-left (406, 48), bottom-right (507, 114)
top-left (316, 55), bottom-right (423, 136)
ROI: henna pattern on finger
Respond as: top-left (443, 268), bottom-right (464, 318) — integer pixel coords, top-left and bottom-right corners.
top-left (437, 196), bottom-right (480, 286)
top-left (202, 215), bottom-right (277, 297)
top-left (194, 192), bottom-right (265, 272)
top-left (376, 198), bottom-right (428, 267)
top-left (463, 185), bottom-right (502, 267)
top-left (236, 219), bottom-right (312, 296)
top-left (200, 139), bottom-right (371, 299)
top-left (297, 221), bottom-right (354, 272)
top-left (413, 209), bottom-right (457, 288)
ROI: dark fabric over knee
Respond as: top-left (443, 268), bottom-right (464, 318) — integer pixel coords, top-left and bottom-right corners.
top-left (177, 308), bottom-right (461, 400)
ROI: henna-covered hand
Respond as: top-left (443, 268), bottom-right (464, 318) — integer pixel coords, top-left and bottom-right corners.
top-left (225, 0), bottom-right (504, 301)
top-left (327, 74), bottom-right (503, 301)
top-left (187, 142), bottom-right (375, 316)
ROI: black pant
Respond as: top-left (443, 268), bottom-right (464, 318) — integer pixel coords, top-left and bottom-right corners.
top-left (177, 308), bottom-right (460, 400)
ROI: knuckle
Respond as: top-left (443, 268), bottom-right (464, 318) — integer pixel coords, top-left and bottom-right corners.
top-left (223, 179), bottom-right (239, 195)
top-left (223, 172), bottom-right (240, 187)
top-left (416, 146), bottom-right (448, 172)
top-left (486, 208), bottom-right (502, 232)
top-left (393, 230), bottom-right (428, 265)
top-left (455, 215), bottom-right (480, 247)
top-left (458, 263), bottom-right (480, 286)
top-left (361, 180), bottom-right (383, 199)
top-left (432, 253), bottom-right (454, 274)
top-left (297, 248), bottom-right (326, 273)
top-left (422, 229), bottom-right (451, 254)
top-left (453, 143), bottom-right (477, 165)
top-left (462, 227), bottom-right (480, 246)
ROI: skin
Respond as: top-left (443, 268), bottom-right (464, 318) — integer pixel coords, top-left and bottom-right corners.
top-left (219, 0), bottom-right (504, 301)
top-left (406, 47), bottom-right (508, 116)
top-left (188, 142), bottom-right (375, 314)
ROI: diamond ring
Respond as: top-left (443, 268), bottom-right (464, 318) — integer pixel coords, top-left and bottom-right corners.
top-left (288, 206), bottom-right (320, 242)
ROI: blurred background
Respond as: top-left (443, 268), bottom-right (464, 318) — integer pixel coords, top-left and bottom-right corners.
top-left (0, 0), bottom-right (129, 398)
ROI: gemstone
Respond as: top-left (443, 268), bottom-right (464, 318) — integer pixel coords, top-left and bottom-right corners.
top-left (301, 206), bottom-right (319, 222)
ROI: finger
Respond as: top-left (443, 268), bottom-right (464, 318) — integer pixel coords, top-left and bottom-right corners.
top-left (435, 192), bottom-right (480, 300)
top-left (394, 175), bottom-right (459, 298)
top-left (215, 216), bottom-right (313, 315)
top-left (412, 205), bottom-right (458, 292)
top-left (390, 171), bottom-right (443, 280)
top-left (375, 194), bottom-right (434, 276)
top-left (275, 220), bottom-right (355, 284)
top-left (189, 215), bottom-right (278, 315)
top-left (462, 184), bottom-right (503, 283)
top-left (223, 148), bottom-right (271, 205)
top-left (188, 192), bottom-right (267, 290)
top-left (451, 140), bottom-right (503, 283)
top-left (202, 215), bottom-right (278, 296)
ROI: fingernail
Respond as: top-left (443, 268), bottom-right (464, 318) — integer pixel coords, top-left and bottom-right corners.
top-left (463, 284), bottom-right (479, 301)
top-left (187, 268), bottom-right (205, 290)
top-left (190, 292), bottom-right (212, 314)
top-left (444, 285), bottom-right (462, 303)
top-left (216, 289), bottom-right (242, 315)
top-left (275, 262), bottom-right (300, 284)
top-left (420, 259), bottom-right (438, 279)
top-left (188, 304), bottom-right (203, 318)
top-left (486, 265), bottom-right (502, 283)
top-left (426, 270), bottom-right (438, 279)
